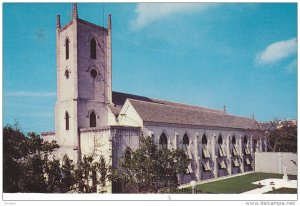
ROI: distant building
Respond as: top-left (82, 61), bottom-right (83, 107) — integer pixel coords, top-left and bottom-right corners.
top-left (42, 4), bottom-right (267, 193)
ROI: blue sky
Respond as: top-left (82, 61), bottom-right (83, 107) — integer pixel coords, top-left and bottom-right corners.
top-left (3, 3), bottom-right (297, 133)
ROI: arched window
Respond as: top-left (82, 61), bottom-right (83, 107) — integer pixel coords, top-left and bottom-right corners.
top-left (243, 135), bottom-right (248, 145)
top-left (90, 111), bottom-right (96, 127)
top-left (65, 38), bottom-right (70, 60)
top-left (183, 133), bottom-right (192, 160)
top-left (159, 132), bottom-right (168, 149)
top-left (65, 111), bottom-right (69, 130)
top-left (232, 135), bottom-right (236, 145)
top-left (218, 135), bottom-right (223, 145)
top-left (90, 38), bottom-right (96, 59)
top-left (202, 134), bottom-right (208, 145)
top-left (183, 133), bottom-right (189, 152)
top-left (202, 134), bottom-right (210, 158)
top-left (253, 139), bottom-right (258, 152)
top-left (232, 135), bottom-right (238, 156)
top-left (125, 150), bottom-right (131, 160)
top-left (218, 135), bottom-right (225, 157)
top-left (244, 136), bottom-right (250, 155)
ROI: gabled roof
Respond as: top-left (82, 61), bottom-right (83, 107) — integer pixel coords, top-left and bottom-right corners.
top-left (128, 99), bottom-right (259, 130)
top-left (112, 91), bottom-right (260, 130)
top-left (112, 91), bottom-right (226, 114)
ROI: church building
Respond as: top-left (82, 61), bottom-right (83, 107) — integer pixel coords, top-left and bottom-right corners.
top-left (42, 4), bottom-right (267, 193)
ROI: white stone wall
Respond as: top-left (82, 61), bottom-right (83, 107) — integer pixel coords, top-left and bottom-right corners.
top-left (79, 126), bottom-right (141, 193)
top-left (76, 19), bottom-right (112, 129)
top-left (79, 128), bottom-right (112, 193)
top-left (55, 20), bottom-right (80, 157)
top-left (143, 123), bottom-right (263, 183)
top-left (77, 101), bottom-right (109, 128)
top-left (108, 107), bottom-right (118, 125)
top-left (57, 22), bottom-right (78, 102)
top-left (255, 152), bottom-right (297, 175)
top-left (118, 100), bottom-right (143, 127)
top-left (77, 21), bottom-right (108, 102)
top-left (110, 127), bottom-right (141, 168)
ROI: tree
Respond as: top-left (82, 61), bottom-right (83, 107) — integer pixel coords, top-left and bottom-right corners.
top-left (264, 119), bottom-right (297, 152)
top-left (60, 155), bottom-right (76, 192)
top-left (3, 124), bottom-right (60, 192)
top-left (118, 136), bottom-right (189, 193)
top-left (73, 155), bottom-right (110, 193)
top-left (3, 123), bottom-right (111, 193)
top-left (3, 123), bottom-right (27, 192)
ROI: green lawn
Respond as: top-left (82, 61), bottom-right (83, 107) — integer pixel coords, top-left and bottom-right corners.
top-left (265, 188), bottom-right (297, 194)
top-left (194, 173), bottom-right (297, 194)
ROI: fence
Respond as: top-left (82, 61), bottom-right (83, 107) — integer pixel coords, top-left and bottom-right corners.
top-left (162, 188), bottom-right (215, 194)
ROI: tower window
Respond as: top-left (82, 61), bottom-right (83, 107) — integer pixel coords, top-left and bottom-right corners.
top-left (90, 69), bottom-right (98, 78)
top-left (90, 111), bottom-right (96, 127)
top-left (65, 112), bottom-right (70, 130)
top-left (65, 69), bottom-right (70, 79)
top-left (65, 38), bottom-right (70, 59)
top-left (90, 38), bottom-right (96, 59)
top-left (65, 38), bottom-right (70, 60)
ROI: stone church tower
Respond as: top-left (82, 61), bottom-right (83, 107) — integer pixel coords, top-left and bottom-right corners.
top-left (54, 4), bottom-right (112, 162)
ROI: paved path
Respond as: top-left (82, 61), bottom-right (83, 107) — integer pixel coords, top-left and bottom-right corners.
top-left (242, 178), bottom-right (297, 194)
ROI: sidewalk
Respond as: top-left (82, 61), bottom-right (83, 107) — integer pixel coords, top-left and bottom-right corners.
top-left (242, 178), bottom-right (297, 194)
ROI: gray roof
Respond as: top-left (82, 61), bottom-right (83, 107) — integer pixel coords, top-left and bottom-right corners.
top-left (112, 91), bottom-right (260, 130)
top-left (108, 104), bottom-right (122, 116)
top-left (128, 99), bottom-right (260, 130)
top-left (112, 91), bottom-right (226, 114)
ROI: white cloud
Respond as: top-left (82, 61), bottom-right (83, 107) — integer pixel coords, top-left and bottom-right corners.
top-left (5, 91), bottom-right (56, 97)
top-left (256, 38), bottom-right (297, 65)
top-left (131, 3), bottom-right (214, 30)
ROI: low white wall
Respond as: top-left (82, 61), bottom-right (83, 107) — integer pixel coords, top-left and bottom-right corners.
top-left (255, 152), bottom-right (297, 175)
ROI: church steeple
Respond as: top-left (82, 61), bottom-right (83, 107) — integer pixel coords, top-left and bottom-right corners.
top-left (72, 3), bottom-right (78, 19)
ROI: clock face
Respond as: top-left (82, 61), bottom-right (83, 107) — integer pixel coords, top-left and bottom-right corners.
top-left (90, 69), bottom-right (98, 78)
top-left (65, 69), bottom-right (70, 79)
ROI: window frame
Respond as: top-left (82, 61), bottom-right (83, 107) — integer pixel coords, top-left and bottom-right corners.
top-left (89, 111), bottom-right (96, 128)
top-left (65, 111), bottom-right (70, 130)
top-left (90, 38), bottom-right (97, 59)
top-left (65, 38), bottom-right (70, 60)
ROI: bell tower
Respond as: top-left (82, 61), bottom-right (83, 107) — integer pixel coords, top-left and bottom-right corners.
top-left (55, 3), bottom-right (112, 161)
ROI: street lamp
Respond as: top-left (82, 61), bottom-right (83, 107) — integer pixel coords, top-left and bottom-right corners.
top-left (190, 180), bottom-right (196, 194)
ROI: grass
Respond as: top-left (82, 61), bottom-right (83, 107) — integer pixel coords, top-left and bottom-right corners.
top-left (193, 173), bottom-right (297, 194)
top-left (265, 188), bottom-right (297, 194)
